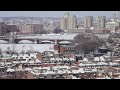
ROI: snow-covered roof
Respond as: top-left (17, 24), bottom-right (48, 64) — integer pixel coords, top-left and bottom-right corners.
top-left (96, 76), bottom-right (111, 79)
top-left (69, 58), bottom-right (75, 61)
top-left (20, 61), bottom-right (27, 63)
top-left (18, 40), bottom-right (34, 44)
top-left (97, 62), bottom-right (108, 66)
top-left (109, 62), bottom-right (118, 66)
top-left (31, 70), bottom-right (40, 75)
top-left (94, 57), bottom-right (100, 61)
top-left (28, 61), bottom-right (35, 64)
top-left (25, 68), bottom-right (32, 71)
top-left (83, 58), bottom-right (88, 62)
top-left (0, 40), bottom-right (8, 44)
top-left (41, 67), bottom-right (50, 70)
top-left (30, 53), bottom-right (36, 57)
top-left (72, 68), bottom-right (85, 74)
top-left (12, 54), bottom-right (18, 58)
top-left (0, 62), bottom-right (4, 65)
top-left (63, 58), bottom-right (69, 61)
top-left (12, 61), bottom-right (20, 64)
top-left (99, 56), bottom-right (105, 61)
top-left (79, 63), bottom-right (97, 66)
top-left (0, 44), bottom-right (54, 53)
top-left (106, 22), bottom-right (117, 24)
top-left (42, 70), bottom-right (56, 75)
top-left (6, 62), bottom-right (12, 65)
top-left (35, 59), bottom-right (41, 63)
top-left (56, 70), bottom-right (63, 74)
top-left (50, 58), bottom-right (55, 61)
top-left (6, 68), bottom-right (15, 72)
top-left (91, 68), bottom-right (97, 72)
top-left (56, 58), bottom-right (63, 61)
top-left (71, 76), bottom-right (80, 79)
top-left (53, 66), bottom-right (70, 70)
top-left (2, 53), bottom-right (11, 58)
top-left (65, 70), bottom-right (72, 74)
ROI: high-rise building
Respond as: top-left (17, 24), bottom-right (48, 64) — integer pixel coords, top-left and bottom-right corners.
top-left (18, 24), bottom-right (43, 34)
top-left (68, 15), bottom-right (77, 29)
top-left (60, 17), bottom-right (68, 30)
top-left (0, 22), bottom-right (7, 36)
top-left (84, 16), bottom-right (93, 28)
top-left (60, 13), bottom-right (77, 30)
top-left (96, 16), bottom-right (106, 29)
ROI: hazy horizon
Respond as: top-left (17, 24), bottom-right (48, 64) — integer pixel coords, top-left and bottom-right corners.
top-left (0, 11), bottom-right (117, 18)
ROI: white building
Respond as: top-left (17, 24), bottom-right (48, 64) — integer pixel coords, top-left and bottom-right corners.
top-left (96, 16), bottom-right (106, 29)
top-left (105, 22), bottom-right (119, 33)
top-left (84, 16), bottom-right (93, 28)
top-left (60, 12), bottom-right (77, 30)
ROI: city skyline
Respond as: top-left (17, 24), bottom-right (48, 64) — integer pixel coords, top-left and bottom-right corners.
top-left (0, 11), bottom-right (116, 17)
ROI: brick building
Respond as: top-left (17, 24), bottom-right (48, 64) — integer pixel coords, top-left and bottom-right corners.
top-left (54, 41), bottom-right (76, 58)
top-left (0, 22), bottom-right (19, 36)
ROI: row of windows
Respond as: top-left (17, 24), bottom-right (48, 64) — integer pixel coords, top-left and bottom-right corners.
top-left (64, 47), bottom-right (75, 50)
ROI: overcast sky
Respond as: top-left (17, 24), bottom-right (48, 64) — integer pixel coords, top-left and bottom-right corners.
top-left (0, 11), bottom-right (116, 17)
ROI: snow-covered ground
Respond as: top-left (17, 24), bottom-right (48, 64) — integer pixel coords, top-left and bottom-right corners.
top-left (17, 33), bottom-right (78, 40)
top-left (0, 44), bottom-right (54, 53)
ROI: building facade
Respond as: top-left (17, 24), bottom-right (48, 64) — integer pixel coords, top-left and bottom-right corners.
top-left (0, 22), bottom-right (19, 36)
top-left (67, 28), bottom-right (86, 34)
top-left (60, 17), bottom-right (68, 30)
top-left (67, 15), bottom-right (77, 29)
top-left (18, 24), bottom-right (43, 34)
top-left (0, 22), bottom-right (7, 36)
top-left (84, 16), bottom-right (93, 28)
top-left (60, 13), bottom-right (77, 31)
top-left (96, 16), bottom-right (106, 29)
top-left (105, 22), bottom-right (119, 33)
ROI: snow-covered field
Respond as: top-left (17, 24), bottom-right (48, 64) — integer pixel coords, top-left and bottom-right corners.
top-left (18, 33), bottom-right (78, 40)
top-left (0, 44), bottom-right (54, 53)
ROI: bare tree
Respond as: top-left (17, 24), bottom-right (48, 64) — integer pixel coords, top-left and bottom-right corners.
top-left (74, 34), bottom-right (105, 54)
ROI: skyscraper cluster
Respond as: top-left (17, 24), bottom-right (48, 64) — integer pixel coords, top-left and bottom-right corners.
top-left (60, 12), bottom-right (109, 33)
